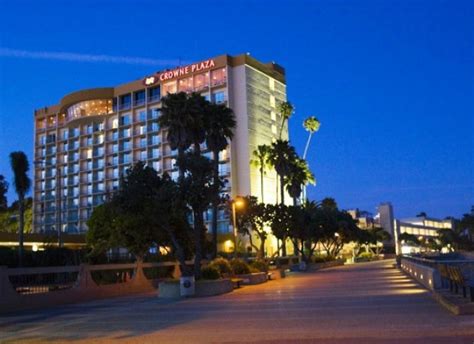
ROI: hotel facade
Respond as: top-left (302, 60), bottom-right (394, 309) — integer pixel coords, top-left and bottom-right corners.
top-left (33, 54), bottom-right (288, 252)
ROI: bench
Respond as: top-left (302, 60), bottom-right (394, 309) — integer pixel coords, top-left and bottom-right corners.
top-left (438, 264), bottom-right (474, 302)
top-left (231, 278), bottom-right (244, 289)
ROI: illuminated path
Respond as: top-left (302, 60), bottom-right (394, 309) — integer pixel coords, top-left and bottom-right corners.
top-left (1, 260), bottom-right (474, 343)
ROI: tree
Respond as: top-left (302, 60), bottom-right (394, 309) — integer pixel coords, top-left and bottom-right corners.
top-left (268, 139), bottom-right (297, 205)
top-left (10, 151), bottom-right (31, 266)
top-left (205, 103), bottom-right (236, 259)
top-left (158, 92), bottom-right (204, 180)
top-left (87, 162), bottom-right (194, 275)
top-left (285, 157), bottom-right (315, 205)
top-left (286, 202), bottom-right (324, 263)
top-left (318, 200), bottom-right (363, 258)
top-left (302, 116), bottom-right (321, 159)
top-left (0, 175), bottom-right (8, 211)
top-left (278, 101), bottom-right (294, 139)
top-left (178, 152), bottom-right (217, 278)
top-left (416, 212), bottom-right (427, 218)
top-left (234, 196), bottom-right (268, 258)
top-left (250, 145), bottom-right (272, 203)
top-left (0, 198), bottom-right (33, 233)
top-left (87, 163), bottom-right (177, 262)
top-left (398, 232), bottom-right (420, 246)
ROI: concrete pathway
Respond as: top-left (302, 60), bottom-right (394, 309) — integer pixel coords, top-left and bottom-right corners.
top-left (1, 260), bottom-right (473, 343)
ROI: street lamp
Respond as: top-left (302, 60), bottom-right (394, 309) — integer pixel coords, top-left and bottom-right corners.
top-left (231, 197), bottom-right (245, 255)
top-left (34, 159), bottom-right (62, 247)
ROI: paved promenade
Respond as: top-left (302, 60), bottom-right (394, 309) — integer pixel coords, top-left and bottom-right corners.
top-left (1, 260), bottom-right (473, 343)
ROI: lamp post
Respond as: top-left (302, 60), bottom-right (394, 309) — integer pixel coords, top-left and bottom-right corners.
top-left (231, 197), bottom-right (244, 256)
top-left (34, 160), bottom-right (62, 247)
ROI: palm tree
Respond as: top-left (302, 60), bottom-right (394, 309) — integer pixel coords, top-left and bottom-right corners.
top-left (158, 92), bottom-right (196, 180)
top-left (286, 158), bottom-right (315, 205)
top-left (268, 140), bottom-right (297, 205)
top-left (278, 101), bottom-right (294, 139)
top-left (250, 145), bottom-right (271, 203)
top-left (205, 103), bottom-right (236, 258)
top-left (9, 151), bottom-right (31, 266)
top-left (302, 116), bottom-right (320, 159)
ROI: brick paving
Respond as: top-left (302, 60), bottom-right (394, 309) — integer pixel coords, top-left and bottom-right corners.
top-left (1, 260), bottom-right (473, 343)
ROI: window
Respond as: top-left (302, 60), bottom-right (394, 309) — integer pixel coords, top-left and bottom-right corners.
top-left (151, 148), bottom-right (160, 158)
top-left (213, 91), bottom-right (226, 104)
top-left (138, 125), bottom-right (146, 135)
top-left (150, 108), bottom-right (160, 119)
top-left (150, 122), bottom-right (159, 132)
top-left (120, 114), bottom-right (131, 126)
top-left (150, 135), bottom-right (160, 145)
top-left (140, 150), bottom-right (147, 160)
top-left (87, 173), bottom-right (92, 183)
top-left (113, 168), bottom-right (119, 178)
top-left (86, 149), bottom-right (92, 159)
top-left (152, 161), bottom-right (160, 172)
top-left (140, 138), bottom-right (147, 148)
top-left (122, 140), bottom-right (131, 151)
top-left (271, 111), bottom-right (276, 121)
top-left (162, 81), bottom-right (177, 95)
top-left (123, 153), bottom-right (131, 164)
top-left (112, 117), bottom-right (119, 129)
top-left (121, 128), bottom-right (131, 138)
top-left (137, 110), bottom-right (146, 122)
top-left (178, 77), bottom-right (193, 92)
top-left (119, 94), bottom-right (131, 110)
top-left (112, 143), bottom-right (119, 153)
top-left (211, 68), bottom-right (226, 86)
top-left (148, 86), bottom-right (160, 102)
top-left (38, 135), bottom-right (46, 145)
top-left (270, 95), bottom-right (276, 108)
top-left (194, 72), bottom-right (209, 90)
top-left (134, 90), bottom-right (145, 106)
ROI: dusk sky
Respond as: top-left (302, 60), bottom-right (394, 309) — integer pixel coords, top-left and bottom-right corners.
top-left (0, 0), bottom-right (472, 219)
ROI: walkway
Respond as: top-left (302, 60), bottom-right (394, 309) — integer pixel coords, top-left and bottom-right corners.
top-left (1, 260), bottom-right (473, 343)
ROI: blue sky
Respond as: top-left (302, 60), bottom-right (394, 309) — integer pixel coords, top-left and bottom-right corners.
top-left (0, 0), bottom-right (472, 219)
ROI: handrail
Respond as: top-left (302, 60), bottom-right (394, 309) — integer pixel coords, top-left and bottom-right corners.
top-left (402, 256), bottom-right (474, 264)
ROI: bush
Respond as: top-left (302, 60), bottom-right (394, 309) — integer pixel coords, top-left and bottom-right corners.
top-left (250, 259), bottom-right (269, 272)
top-left (313, 255), bottom-right (335, 263)
top-left (200, 266), bottom-right (220, 280)
top-left (358, 252), bottom-right (373, 259)
top-left (230, 258), bottom-right (250, 275)
top-left (209, 257), bottom-right (232, 277)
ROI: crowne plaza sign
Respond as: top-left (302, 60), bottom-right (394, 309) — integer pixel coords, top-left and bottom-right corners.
top-left (143, 59), bottom-right (216, 86)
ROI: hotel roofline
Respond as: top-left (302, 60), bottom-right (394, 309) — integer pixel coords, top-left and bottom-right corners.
top-left (34, 53), bottom-right (285, 117)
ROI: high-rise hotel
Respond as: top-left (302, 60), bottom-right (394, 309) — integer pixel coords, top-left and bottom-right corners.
top-left (33, 54), bottom-right (288, 242)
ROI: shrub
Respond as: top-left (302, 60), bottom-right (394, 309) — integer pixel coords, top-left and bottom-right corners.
top-left (358, 252), bottom-right (373, 259)
top-left (209, 257), bottom-right (232, 277)
top-left (200, 266), bottom-right (220, 280)
top-left (230, 258), bottom-right (251, 275)
top-left (250, 259), bottom-right (269, 272)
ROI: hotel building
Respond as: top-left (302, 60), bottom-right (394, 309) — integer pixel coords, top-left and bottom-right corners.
top-left (33, 54), bottom-right (287, 250)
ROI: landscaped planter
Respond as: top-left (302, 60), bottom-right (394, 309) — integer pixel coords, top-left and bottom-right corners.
top-left (308, 259), bottom-right (345, 271)
top-left (158, 278), bottom-right (233, 298)
top-left (268, 268), bottom-right (285, 279)
top-left (236, 272), bottom-right (267, 285)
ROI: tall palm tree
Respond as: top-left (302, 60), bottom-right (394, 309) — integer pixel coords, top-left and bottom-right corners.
top-left (278, 101), bottom-right (294, 139)
top-left (286, 158), bottom-right (315, 205)
top-left (268, 140), bottom-right (297, 205)
top-left (9, 151), bottom-right (31, 266)
top-left (159, 92), bottom-right (208, 277)
top-left (158, 92), bottom-right (196, 180)
top-left (250, 145), bottom-right (271, 203)
top-left (302, 116), bottom-right (320, 159)
top-left (205, 103), bottom-right (236, 258)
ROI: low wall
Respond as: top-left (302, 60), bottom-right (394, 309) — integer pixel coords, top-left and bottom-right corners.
top-left (308, 259), bottom-right (345, 271)
top-left (159, 279), bottom-right (233, 298)
top-left (236, 272), bottom-right (267, 285)
top-left (0, 261), bottom-right (183, 314)
top-left (400, 258), bottom-right (441, 290)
